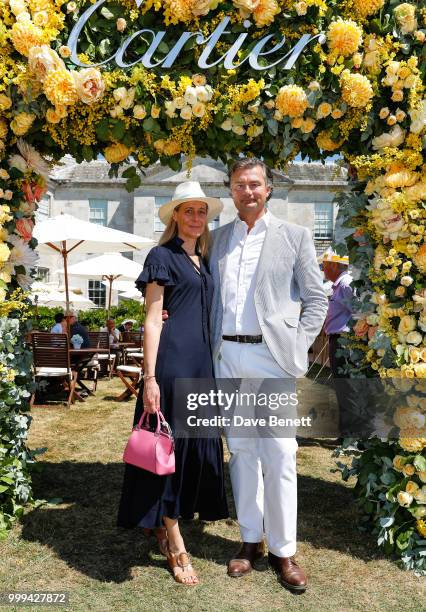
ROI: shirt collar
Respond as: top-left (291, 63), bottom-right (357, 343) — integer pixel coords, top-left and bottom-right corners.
top-left (235, 209), bottom-right (270, 234)
top-left (333, 270), bottom-right (351, 288)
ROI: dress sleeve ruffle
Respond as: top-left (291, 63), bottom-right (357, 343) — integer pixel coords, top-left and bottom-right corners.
top-left (135, 262), bottom-right (175, 295)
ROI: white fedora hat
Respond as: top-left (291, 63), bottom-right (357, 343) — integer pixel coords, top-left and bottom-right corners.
top-left (159, 181), bottom-right (223, 225)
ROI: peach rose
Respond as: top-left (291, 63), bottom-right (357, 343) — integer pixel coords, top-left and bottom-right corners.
top-left (15, 217), bottom-right (34, 241)
top-left (353, 319), bottom-right (369, 338)
top-left (73, 68), bottom-right (105, 105)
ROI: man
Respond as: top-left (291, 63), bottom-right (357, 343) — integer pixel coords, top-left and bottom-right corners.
top-left (209, 158), bottom-right (328, 593)
top-left (321, 251), bottom-right (354, 437)
top-left (118, 319), bottom-right (135, 335)
top-left (51, 312), bottom-right (65, 333)
top-left (101, 318), bottom-right (121, 346)
top-left (65, 311), bottom-right (90, 348)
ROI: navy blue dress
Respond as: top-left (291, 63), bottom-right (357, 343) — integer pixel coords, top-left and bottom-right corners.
top-left (117, 236), bottom-right (229, 528)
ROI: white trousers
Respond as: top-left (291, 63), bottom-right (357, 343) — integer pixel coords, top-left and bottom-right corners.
top-left (215, 340), bottom-right (298, 558)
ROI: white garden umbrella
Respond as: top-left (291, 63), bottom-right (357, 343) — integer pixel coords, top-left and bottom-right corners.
top-left (64, 252), bottom-right (144, 316)
top-left (34, 214), bottom-right (154, 317)
top-left (30, 286), bottom-right (97, 311)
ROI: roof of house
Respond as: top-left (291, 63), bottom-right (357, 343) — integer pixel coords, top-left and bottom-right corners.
top-left (49, 156), bottom-right (348, 188)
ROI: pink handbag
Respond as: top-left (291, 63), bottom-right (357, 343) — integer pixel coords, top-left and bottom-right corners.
top-left (123, 410), bottom-right (175, 475)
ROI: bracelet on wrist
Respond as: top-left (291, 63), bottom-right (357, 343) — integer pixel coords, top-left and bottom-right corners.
top-left (144, 374), bottom-right (156, 380)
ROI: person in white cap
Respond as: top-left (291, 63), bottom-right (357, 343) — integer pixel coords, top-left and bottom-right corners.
top-left (117, 181), bottom-right (228, 586)
top-left (209, 157), bottom-right (328, 593)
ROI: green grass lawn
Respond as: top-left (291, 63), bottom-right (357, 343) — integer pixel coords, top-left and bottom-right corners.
top-left (1, 378), bottom-right (425, 612)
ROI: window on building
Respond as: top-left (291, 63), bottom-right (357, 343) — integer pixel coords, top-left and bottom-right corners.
top-left (35, 196), bottom-right (50, 223)
top-left (154, 196), bottom-right (169, 232)
top-left (314, 203), bottom-right (333, 239)
top-left (88, 280), bottom-right (106, 307)
top-left (35, 267), bottom-right (49, 282)
top-left (89, 199), bottom-right (108, 226)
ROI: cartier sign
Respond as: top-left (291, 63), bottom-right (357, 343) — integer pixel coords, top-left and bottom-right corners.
top-left (67, 0), bottom-right (326, 71)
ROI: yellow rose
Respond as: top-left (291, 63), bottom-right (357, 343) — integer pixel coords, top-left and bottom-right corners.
top-left (0, 269), bottom-right (11, 283)
top-left (192, 74), bottom-right (206, 87)
top-left (340, 71), bottom-right (373, 108)
top-left (414, 485), bottom-right (426, 504)
top-left (331, 108), bottom-right (344, 119)
top-left (33, 11), bottom-right (49, 26)
top-left (397, 490), bottom-right (413, 507)
top-left (398, 315), bottom-right (417, 335)
top-left (393, 455), bottom-right (405, 471)
top-left (252, 0), bottom-right (280, 27)
top-left (317, 102), bottom-right (332, 119)
top-left (10, 112), bottom-right (35, 136)
top-left (406, 480), bottom-right (419, 494)
top-left (153, 139), bottom-right (165, 153)
top-left (399, 432), bottom-right (426, 452)
top-left (327, 19), bottom-right (363, 57)
top-left (394, 3), bottom-right (417, 34)
top-left (59, 46), bottom-right (71, 59)
top-left (43, 69), bottom-right (78, 106)
top-left (0, 94), bottom-right (12, 111)
top-left (116, 18), bottom-right (127, 32)
top-left (151, 106), bottom-right (161, 118)
top-left (291, 117), bottom-right (304, 128)
top-left (192, 102), bottom-right (206, 118)
top-left (275, 85), bottom-right (308, 117)
top-left (395, 286), bottom-right (406, 298)
top-left (180, 105), bottom-right (192, 120)
top-left (133, 105), bottom-right (146, 120)
top-left (414, 363), bottom-right (426, 377)
top-left (295, 1), bottom-right (307, 15)
top-left (163, 140), bottom-right (181, 156)
top-left (104, 142), bottom-right (132, 164)
top-left (11, 22), bottom-right (44, 57)
top-left (417, 471), bottom-right (426, 483)
top-left (392, 90), bottom-right (404, 102)
top-left (316, 130), bottom-right (344, 151)
top-left (413, 244), bottom-right (426, 273)
top-left (300, 117), bottom-right (316, 133)
top-left (73, 68), bottom-right (105, 105)
top-left (46, 107), bottom-right (64, 123)
top-left (28, 45), bottom-right (65, 82)
top-left (409, 347), bottom-right (421, 363)
top-left (0, 242), bottom-right (11, 263)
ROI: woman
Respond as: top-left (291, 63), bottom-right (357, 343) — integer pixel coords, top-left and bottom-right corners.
top-left (117, 181), bottom-right (228, 585)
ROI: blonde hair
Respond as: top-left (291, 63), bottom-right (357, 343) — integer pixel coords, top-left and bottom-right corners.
top-left (158, 203), bottom-right (211, 259)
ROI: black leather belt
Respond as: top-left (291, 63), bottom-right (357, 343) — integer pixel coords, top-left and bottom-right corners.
top-left (222, 335), bottom-right (263, 344)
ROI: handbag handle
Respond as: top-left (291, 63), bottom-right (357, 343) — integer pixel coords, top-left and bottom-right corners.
top-left (137, 410), bottom-right (166, 434)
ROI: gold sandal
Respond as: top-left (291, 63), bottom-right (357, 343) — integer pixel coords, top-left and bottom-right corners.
top-left (166, 549), bottom-right (199, 585)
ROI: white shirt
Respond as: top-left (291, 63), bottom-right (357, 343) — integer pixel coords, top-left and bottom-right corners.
top-left (51, 323), bottom-right (63, 333)
top-left (222, 210), bottom-right (270, 335)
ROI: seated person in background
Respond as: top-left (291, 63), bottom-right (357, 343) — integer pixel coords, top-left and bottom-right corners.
top-left (65, 311), bottom-right (90, 348)
top-left (118, 319), bottom-right (135, 335)
top-left (101, 318), bottom-right (121, 347)
top-left (51, 312), bottom-right (65, 333)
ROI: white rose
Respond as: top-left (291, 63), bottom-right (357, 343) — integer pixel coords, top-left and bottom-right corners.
top-left (308, 80), bottom-right (320, 91)
top-left (109, 106), bottom-right (123, 118)
top-left (180, 105), bottom-right (193, 120)
top-left (133, 105), bottom-right (146, 119)
top-left (414, 486), bottom-right (426, 504)
top-left (409, 100), bottom-right (426, 135)
top-left (405, 331), bottom-right (423, 345)
top-left (33, 11), bottom-right (48, 26)
top-left (73, 67), bottom-right (105, 105)
top-left (3, 190), bottom-right (13, 200)
top-left (397, 491), bottom-right (413, 507)
top-left (113, 87), bottom-right (127, 103)
top-left (399, 315), bottom-right (417, 334)
top-left (15, 11), bottom-right (31, 21)
top-left (164, 100), bottom-right (176, 118)
top-left (372, 125), bottom-right (406, 150)
top-left (173, 96), bottom-right (186, 109)
top-left (9, 0), bottom-right (27, 16)
top-left (120, 87), bottom-right (135, 109)
top-left (195, 86), bottom-right (209, 103)
top-left (295, 1), bottom-right (307, 15)
top-left (220, 119), bottom-right (232, 131)
top-left (28, 45), bottom-right (65, 82)
top-left (192, 102), bottom-right (206, 117)
top-left (67, 1), bottom-right (77, 12)
top-left (401, 276), bottom-right (413, 286)
top-left (184, 86), bottom-right (198, 106)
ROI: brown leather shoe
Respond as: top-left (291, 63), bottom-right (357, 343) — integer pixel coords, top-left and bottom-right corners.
top-left (227, 542), bottom-right (264, 577)
top-left (268, 552), bottom-right (307, 592)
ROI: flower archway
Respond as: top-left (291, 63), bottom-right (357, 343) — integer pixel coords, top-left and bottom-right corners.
top-left (0, 0), bottom-right (425, 572)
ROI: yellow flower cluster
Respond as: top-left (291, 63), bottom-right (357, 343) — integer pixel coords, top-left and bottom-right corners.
top-left (327, 19), bottom-right (362, 58)
top-left (417, 519), bottom-right (426, 538)
top-left (316, 130), bottom-right (344, 151)
top-left (275, 85), bottom-right (308, 117)
top-left (340, 71), bottom-right (374, 108)
top-left (352, 0), bottom-right (384, 19)
top-left (104, 142), bottom-right (133, 164)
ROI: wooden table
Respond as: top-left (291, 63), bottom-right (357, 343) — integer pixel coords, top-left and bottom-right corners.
top-left (69, 348), bottom-right (109, 399)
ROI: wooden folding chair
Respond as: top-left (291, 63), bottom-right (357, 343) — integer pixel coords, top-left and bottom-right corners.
top-left (115, 364), bottom-right (143, 401)
top-left (30, 332), bottom-right (77, 408)
top-left (122, 331), bottom-right (144, 365)
top-left (88, 331), bottom-right (116, 379)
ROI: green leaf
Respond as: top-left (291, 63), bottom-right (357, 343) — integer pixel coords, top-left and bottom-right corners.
top-left (111, 120), bottom-right (125, 140)
top-left (95, 119), bottom-right (110, 141)
top-left (142, 117), bottom-right (157, 132)
top-left (0, 485), bottom-right (9, 494)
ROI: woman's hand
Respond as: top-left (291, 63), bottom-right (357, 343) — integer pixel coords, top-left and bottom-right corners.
top-left (143, 378), bottom-right (160, 413)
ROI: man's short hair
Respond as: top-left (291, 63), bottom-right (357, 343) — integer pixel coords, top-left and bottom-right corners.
top-left (54, 312), bottom-right (64, 323)
top-left (224, 157), bottom-right (274, 200)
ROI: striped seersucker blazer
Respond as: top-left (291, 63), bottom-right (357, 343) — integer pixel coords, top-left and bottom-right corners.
top-left (209, 213), bottom-right (328, 378)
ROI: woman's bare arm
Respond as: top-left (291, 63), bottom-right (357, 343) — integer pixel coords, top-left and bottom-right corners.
top-left (143, 282), bottom-right (164, 413)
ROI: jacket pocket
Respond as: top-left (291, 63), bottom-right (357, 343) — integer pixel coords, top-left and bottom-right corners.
top-left (283, 316), bottom-right (299, 328)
